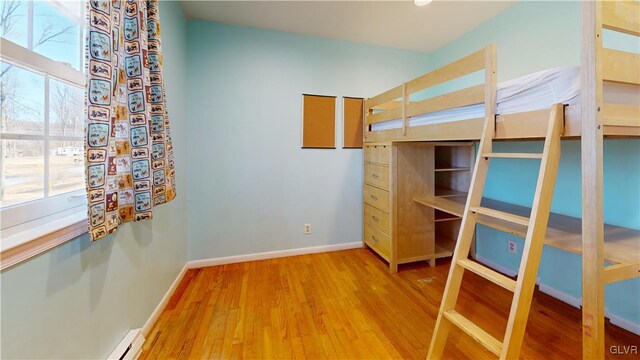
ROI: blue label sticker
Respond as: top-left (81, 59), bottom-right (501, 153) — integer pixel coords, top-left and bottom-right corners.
top-left (125, 55), bottom-right (141, 78)
top-left (148, 53), bottom-right (160, 73)
top-left (151, 115), bottom-right (164, 132)
top-left (135, 192), bottom-right (151, 212)
top-left (124, 16), bottom-right (139, 41)
top-left (130, 126), bottom-right (148, 147)
top-left (87, 123), bottom-right (109, 147)
top-left (88, 164), bottom-right (106, 188)
top-left (151, 143), bottom-right (164, 159)
top-left (89, 31), bottom-right (111, 61)
top-left (90, 202), bottom-right (106, 226)
top-left (153, 169), bottom-right (165, 186)
top-left (132, 159), bottom-right (150, 180)
top-left (88, 79), bottom-right (111, 105)
top-left (127, 91), bottom-right (145, 113)
top-left (148, 20), bottom-right (158, 40)
top-left (149, 85), bottom-right (163, 103)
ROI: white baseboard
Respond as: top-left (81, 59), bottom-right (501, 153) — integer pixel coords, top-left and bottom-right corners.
top-left (474, 254), bottom-right (518, 277)
top-left (186, 242), bottom-right (362, 269)
top-left (107, 328), bottom-right (144, 360)
top-left (606, 309), bottom-right (640, 336)
top-left (538, 285), bottom-right (640, 336)
top-left (538, 283), bottom-right (582, 309)
top-left (141, 263), bottom-right (189, 337)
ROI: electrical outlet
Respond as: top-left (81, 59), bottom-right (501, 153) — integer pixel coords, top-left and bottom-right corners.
top-left (508, 240), bottom-right (517, 254)
top-left (304, 224), bottom-right (312, 235)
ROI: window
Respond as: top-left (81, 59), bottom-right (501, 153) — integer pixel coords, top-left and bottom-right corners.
top-left (1, 1), bottom-right (86, 246)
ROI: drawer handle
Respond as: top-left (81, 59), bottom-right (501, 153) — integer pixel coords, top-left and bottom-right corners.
top-left (371, 173), bottom-right (380, 179)
top-left (371, 215), bottom-right (379, 222)
top-left (370, 195), bottom-right (378, 201)
top-left (371, 235), bottom-right (379, 243)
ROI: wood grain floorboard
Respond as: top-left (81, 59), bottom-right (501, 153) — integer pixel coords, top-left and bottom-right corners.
top-left (140, 248), bottom-right (639, 359)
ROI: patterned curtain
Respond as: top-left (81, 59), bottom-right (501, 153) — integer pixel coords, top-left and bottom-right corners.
top-left (85, 0), bottom-right (176, 241)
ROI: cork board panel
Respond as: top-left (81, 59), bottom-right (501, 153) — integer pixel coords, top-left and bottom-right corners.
top-left (343, 97), bottom-right (363, 148)
top-left (302, 94), bottom-right (336, 149)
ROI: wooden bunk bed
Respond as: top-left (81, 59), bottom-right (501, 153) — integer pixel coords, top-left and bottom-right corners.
top-left (361, 1), bottom-right (639, 358)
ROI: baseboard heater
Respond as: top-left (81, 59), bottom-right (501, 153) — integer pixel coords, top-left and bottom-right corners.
top-left (107, 329), bottom-right (144, 360)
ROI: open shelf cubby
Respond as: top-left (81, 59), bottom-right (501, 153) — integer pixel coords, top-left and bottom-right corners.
top-left (412, 142), bottom-right (476, 263)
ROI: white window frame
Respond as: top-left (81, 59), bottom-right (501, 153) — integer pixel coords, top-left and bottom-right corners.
top-left (0, 1), bottom-right (88, 270)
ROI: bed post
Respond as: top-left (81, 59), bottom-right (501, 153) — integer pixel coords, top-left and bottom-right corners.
top-left (363, 99), bottom-right (368, 141)
top-left (581, 1), bottom-right (605, 359)
top-left (401, 83), bottom-right (408, 136)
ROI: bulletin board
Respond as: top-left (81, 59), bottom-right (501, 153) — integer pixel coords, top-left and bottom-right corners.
top-left (343, 97), bottom-right (364, 148)
top-left (302, 94), bottom-right (336, 149)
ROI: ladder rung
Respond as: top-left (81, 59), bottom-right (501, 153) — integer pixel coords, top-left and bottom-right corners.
top-left (457, 259), bottom-right (517, 292)
top-left (482, 152), bottom-right (543, 159)
top-left (443, 310), bottom-right (503, 356)
top-left (470, 206), bottom-right (530, 227)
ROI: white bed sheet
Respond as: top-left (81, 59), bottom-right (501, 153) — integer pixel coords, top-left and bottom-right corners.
top-left (371, 66), bottom-right (580, 131)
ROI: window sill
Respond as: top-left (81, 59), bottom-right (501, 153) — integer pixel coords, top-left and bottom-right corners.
top-left (1, 211), bottom-right (88, 271)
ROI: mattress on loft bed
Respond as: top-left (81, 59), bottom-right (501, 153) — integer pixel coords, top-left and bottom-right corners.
top-left (371, 66), bottom-right (581, 131)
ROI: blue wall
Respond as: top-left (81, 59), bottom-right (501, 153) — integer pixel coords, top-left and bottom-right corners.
top-left (429, 1), bottom-right (640, 328)
top-left (0, 2), bottom-right (189, 358)
top-left (186, 21), bottom-right (431, 260)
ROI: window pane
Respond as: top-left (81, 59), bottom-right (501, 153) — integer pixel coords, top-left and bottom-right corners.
top-left (56, 1), bottom-right (83, 20)
top-left (49, 140), bottom-right (84, 196)
top-left (0, 0), bottom-right (28, 47)
top-left (0, 139), bottom-right (45, 207)
top-left (0, 62), bottom-right (45, 135)
top-left (33, 1), bottom-right (82, 71)
top-left (49, 78), bottom-right (84, 137)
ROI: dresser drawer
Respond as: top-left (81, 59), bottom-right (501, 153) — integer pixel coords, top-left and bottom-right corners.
top-left (364, 224), bottom-right (390, 259)
top-left (364, 164), bottom-right (389, 190)
top-left (364, 204), bottom-right (390, 235)
top-left (363, 184), bottom-right (389, 213)
top-left (364, 144), bottom-right (390, 165)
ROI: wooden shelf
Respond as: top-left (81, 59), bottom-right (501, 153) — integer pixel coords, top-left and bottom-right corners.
top-left (431, 142), bottom-right (474, 147)
top-left (435, 210), bottom-right (461, 223)
top-left (414, 196), bottom-right (466, 217)
top-left (435, 167), bottom-right (471, 172)
top-left (476, 199), bottom-right (640, 265)
top-left (434, 245), bottom-right (454, 258)
top-left (435, 187), bottom-right (468, 198)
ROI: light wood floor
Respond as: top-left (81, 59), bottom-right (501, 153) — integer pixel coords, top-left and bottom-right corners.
top-left (141, 248), bottom-right (639, 359)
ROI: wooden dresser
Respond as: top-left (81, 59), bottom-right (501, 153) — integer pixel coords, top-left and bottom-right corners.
top-left (363, 143), bottom-right (393, 266)
top-left (363, 142), bottom-right (475, 273)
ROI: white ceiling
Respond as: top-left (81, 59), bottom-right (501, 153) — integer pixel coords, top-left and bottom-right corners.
top-left (180, 1), bottom-right (516, 53)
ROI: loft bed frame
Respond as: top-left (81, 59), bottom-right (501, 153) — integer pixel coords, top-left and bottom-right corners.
top-left (362, 1), bottom-right (639, 358)
top-left (364, 45), bottom-right (494, 143)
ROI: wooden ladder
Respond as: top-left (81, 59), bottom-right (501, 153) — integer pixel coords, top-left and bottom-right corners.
top-left (427, 104), bottom-right (564, 360)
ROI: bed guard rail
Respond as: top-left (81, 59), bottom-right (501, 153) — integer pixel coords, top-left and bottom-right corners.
top-left (363, 44), bottom-right (497, 138)
top-left (598, 1), bottom-right (640, 130)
